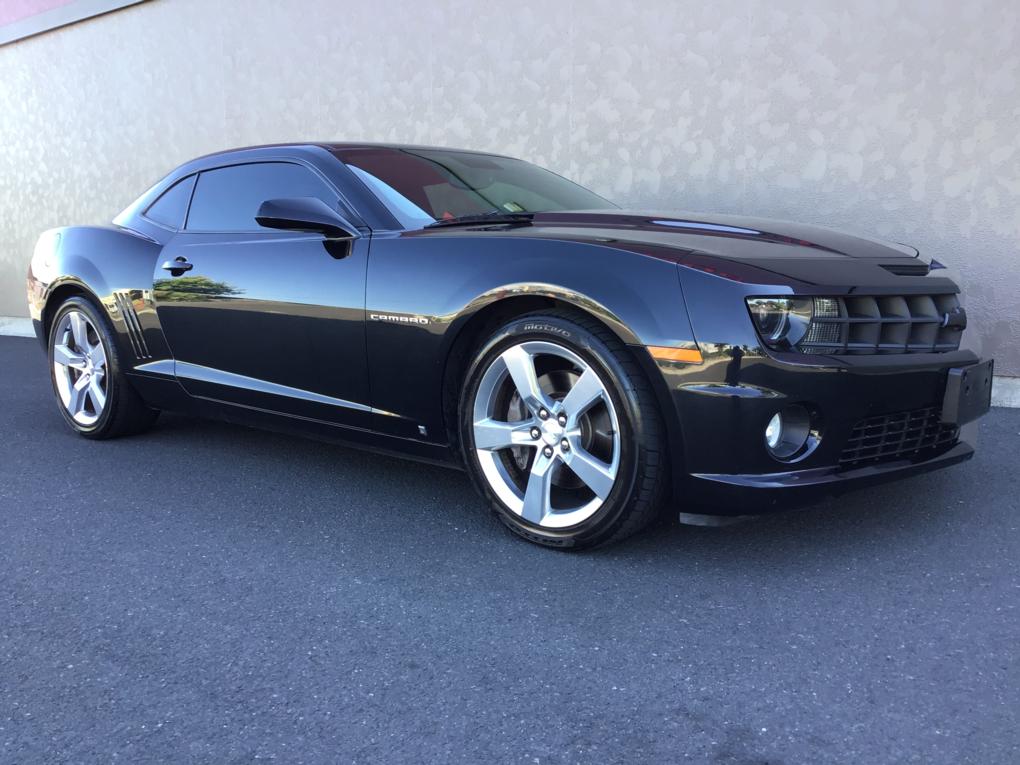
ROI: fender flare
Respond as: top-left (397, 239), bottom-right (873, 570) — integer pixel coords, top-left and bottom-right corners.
top-left (442, 281), bottom-right (642, 358)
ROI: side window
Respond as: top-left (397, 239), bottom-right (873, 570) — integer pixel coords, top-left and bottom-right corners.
top-left (144, 175), bottom-right (196, 229)
top-left (185, 162), bottom-right (336, 232)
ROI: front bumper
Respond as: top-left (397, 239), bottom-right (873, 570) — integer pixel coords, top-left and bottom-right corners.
top-left (651, 344), bottom-right (987, 514)
top-left (683, 439), bottom-right (974, 514)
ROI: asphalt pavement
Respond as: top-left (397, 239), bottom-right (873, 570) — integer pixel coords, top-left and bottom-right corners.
top-left (1, 336), bottom-right (1017, 764)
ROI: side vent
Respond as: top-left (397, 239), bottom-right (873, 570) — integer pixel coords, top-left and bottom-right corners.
top-left (113, 291), bottom-right (151, 359)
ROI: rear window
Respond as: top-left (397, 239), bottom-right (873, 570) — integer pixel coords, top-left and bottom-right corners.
top-left (144, 175), bottom-right (196, 229)
top-left (333, 147), bottom-right (615, 228)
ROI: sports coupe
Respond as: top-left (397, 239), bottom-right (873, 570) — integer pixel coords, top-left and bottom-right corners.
top-left (27, 143), bottom-right (994, 548)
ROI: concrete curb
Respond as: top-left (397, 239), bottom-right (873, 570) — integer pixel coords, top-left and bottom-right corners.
top-left (0, 316), bottom-right (34, 338)
top-left (993, 375), bottom-right (1020, 408)
top-left (1, 315), bottom-right (1017, 407)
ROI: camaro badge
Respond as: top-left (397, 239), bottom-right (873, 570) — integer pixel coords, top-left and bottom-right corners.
top-left (370, 313), bottom-right (429, 325)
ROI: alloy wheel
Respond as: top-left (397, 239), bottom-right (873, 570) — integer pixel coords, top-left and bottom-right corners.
top-left (52, 310), bottom-right (109, 427)
top-left (472, 340), bottom-right (621, 528)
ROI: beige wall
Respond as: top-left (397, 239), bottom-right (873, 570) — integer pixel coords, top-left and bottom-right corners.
top-left (1, 0), bottom-right (1018, 373)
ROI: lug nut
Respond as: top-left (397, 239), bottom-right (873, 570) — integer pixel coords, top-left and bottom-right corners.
top-left (543, 446), bottom-right (554, 458)
top-left (561, 438), bottom-right (570, 451)
top-left (557, 413), bottom-right (567, 426)
top-left (538, 408), bottom-right (549, 420)
top-left (530, 427), bottom-right (541, 440)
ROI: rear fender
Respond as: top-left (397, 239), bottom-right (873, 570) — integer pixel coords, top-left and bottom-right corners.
top-left (29, 225), bottom-right (171, 366)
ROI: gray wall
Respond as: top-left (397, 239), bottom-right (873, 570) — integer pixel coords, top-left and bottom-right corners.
top-left (1, 0), bottom-right (1018, 373)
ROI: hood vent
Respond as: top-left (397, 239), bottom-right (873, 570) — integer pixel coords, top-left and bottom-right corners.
top-left (880, 262), bottom-right (930, 276)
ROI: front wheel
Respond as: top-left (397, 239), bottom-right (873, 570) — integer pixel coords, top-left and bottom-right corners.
top-left (459, 311), bottom-right (668, 549)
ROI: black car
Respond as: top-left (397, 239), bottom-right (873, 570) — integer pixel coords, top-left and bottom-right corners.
top-left (27, 143), bottom-right (994, 548)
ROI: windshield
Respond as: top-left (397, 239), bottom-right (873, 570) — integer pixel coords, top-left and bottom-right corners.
top-left (333, 147), bottom-right (616, 229)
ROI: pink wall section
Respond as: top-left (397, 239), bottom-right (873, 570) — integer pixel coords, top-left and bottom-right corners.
top-left (0, 0), bottom-right (76, 28)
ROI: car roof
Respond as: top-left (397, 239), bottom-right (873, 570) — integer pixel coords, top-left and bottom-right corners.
top-left (191, 142), bottom-right (517, 163)
top-left (118, 142), bottom-right (521, 234)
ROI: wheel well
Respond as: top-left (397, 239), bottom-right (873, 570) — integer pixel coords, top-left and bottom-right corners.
top-left (440, 295), bottom-right (633, 450)
top-left (42, 284), bottom-right (95, 340)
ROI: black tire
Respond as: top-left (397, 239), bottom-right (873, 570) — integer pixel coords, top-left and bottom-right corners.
top-left (459, 310), bottom-right (668, 549)
top-left (48, 296), bottom-right (159, 439)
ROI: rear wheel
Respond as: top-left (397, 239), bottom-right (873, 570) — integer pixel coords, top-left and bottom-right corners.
top-left (48, 296), bottom-right (159, 439)
top-left (459, 311), bottom-right (667, 549)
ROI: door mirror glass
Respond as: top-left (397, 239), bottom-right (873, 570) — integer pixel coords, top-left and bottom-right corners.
top-left (255, 197), bottom-right (358, 239)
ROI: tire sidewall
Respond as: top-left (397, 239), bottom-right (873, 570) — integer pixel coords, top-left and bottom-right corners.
top-left (48, 296), bottom-right (120, 437)
top-left (459, 314), bottom-right (647, 548)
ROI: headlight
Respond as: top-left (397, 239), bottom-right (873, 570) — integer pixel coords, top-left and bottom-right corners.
top-left (746, 297), bottom-right (813, 348)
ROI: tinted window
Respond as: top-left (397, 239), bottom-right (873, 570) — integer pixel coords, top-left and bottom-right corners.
top-left (333, 148), bottom-right (616, 227)
top-left (144, 175), bottom-right (196, 229)
top-left (186, 162), bottom-right (335, 232)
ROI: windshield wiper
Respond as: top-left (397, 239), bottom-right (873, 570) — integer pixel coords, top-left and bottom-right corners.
top-left (426, 210), bottom-right (534, 228)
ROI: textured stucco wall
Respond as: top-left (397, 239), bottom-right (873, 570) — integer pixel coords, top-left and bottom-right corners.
top-left (1, 0), bottom-right (1018, 373)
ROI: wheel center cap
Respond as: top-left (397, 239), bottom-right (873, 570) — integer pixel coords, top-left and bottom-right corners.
top-left (541, 419), bottom-right (564, 445)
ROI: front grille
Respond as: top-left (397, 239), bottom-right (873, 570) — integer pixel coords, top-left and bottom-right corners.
top-left (797, 294), bottom-right (964, 355)
top-left (839, 407), bottom-right (958, 469)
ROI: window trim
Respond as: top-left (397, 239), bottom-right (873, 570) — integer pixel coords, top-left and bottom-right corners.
top-left (181, 158), bottom-right (358, 235)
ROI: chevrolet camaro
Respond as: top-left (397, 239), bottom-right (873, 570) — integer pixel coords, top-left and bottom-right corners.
top-left (27, 143), bottom-right (994, 548)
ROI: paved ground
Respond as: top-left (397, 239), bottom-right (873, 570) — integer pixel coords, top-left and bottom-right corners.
top-left (1, 336), bottom-right (1017, 764)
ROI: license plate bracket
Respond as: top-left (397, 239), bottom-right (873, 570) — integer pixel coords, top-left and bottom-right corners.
top-left (941, 359), bottom-right (994, 426)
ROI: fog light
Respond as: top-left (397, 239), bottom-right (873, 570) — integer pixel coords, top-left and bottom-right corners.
top-left (764, 405), bottom-right (814, 461)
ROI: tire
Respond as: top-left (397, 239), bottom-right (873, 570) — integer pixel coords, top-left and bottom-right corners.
top-left (459, 310), bottom-right (668, 549)
top-left (48, 296), bottom-right (159, 439)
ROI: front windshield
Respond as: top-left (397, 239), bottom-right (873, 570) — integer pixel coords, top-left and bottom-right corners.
top-left (333, 147), bottom-right (617, 229)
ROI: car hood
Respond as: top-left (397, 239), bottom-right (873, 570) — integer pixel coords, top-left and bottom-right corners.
top-left (412, 209), bottom-right (936, 287)
top-left (508, 210), bottom-right (929, 287)
top-left (524, 210), bottom-right (918, 259)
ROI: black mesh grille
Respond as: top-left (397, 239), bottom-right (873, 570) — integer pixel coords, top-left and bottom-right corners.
top-left (796, 294), bottom-right (964, 355)
top-left (801, 319), bottom-right (842, 347)
top-left (839, 407), bottom-right (959, 469)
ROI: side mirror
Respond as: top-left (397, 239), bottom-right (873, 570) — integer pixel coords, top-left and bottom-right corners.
top-left (255, 197), bottom-right (359, 240)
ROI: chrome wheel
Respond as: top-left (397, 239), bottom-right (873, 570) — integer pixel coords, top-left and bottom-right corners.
top-left (52, 310), bottom-right (108, 427)
top-left (472, 340), bottom-right (621, 528)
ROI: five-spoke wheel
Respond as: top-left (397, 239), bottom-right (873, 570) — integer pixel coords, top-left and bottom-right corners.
top-left (52, 309), bottom-right (108, 426)
top-left (472, 340), bottom-right (621, 528)
top-left (461, 312), bottom-right (666, 549)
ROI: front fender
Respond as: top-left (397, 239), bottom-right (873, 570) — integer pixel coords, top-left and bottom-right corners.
top-left (364, 233), bottom-right (697, 442)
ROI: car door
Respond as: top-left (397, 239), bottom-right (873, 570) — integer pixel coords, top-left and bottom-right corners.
top-left (152, 160), bottom-right (372, 428)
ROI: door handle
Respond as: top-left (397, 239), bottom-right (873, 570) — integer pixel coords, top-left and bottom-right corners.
top-left (161, 256), bottom-right (193, 275)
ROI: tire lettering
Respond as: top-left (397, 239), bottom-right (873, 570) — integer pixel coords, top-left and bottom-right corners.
top-left (523, 323), bottom-right (570, 337)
